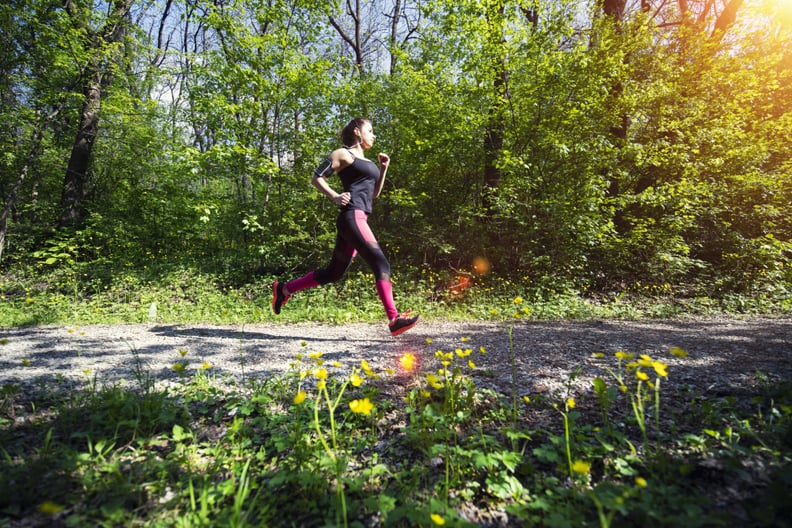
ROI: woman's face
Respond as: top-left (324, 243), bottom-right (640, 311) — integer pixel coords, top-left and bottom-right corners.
top-left (357, 121), bottom-right (376, 149)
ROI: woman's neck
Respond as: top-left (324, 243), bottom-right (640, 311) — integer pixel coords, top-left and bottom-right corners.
top-left (346, 145), bottom-right (365, 158)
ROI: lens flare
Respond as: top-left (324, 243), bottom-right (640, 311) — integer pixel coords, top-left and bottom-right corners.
top-left (473, 257), bottom-right (490, 275)
top-left (399, 353), bottom-right (417, 372)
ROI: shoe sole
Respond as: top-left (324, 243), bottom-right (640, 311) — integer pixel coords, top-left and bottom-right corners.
top-left (272, 281), bottom-right (281, 314)
top-left (390, 317), bottom-right (419, 337)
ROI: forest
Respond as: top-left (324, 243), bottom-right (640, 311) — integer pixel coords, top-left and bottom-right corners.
top-left (1, 0), bottom-right (791, 318)
top-left (2, 2), bottom-right (792, 526)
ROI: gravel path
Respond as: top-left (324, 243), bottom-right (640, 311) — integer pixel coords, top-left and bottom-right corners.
top-left (2, 317), bottom-right (791, 398)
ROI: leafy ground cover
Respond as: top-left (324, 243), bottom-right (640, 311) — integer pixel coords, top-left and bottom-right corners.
top-left (1, 319), bottom-right (791, 527)
top-left (1, 268), bottom-right (791, 526)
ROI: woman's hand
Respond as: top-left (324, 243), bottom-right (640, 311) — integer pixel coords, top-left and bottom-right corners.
top-left (378, 153), bottom-right (390, 170)
top-left (334, 192), bottom-right (351, 207)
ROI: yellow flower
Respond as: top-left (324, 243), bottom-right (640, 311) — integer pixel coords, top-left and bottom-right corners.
top-left (571, 460), bottom-right (591, 475)
top-left (293, 390), bottom-right (307, 405)
top-left (635, 477), bottom-right (648, 488)
top-left (638, 355), bottom-right (653, 367)
top-left (426, 373), bottom-right (443, 389)
top-left (615, 351), bottom-right (634, 360)
top-left (349, 398), bottom-right (374, 415)
top-left (331, 361), bottom-right (342, 368)
top-left (37, 501), bottom-right (65, 515)
top-left (636, 370), bottom-right (649, 381)
top-left (317, 380), bottom-right (326, 390)
top-left (431, 513), bottom-right (446, 526)
top-left (651, 361), bottom-right (668, 377)
top-left (513, 296), bottom-right (523, 304)
top-left (361, 359), bottom-right (374, 375)
top-left (468, 360), bottom-right (476, 369)
top-left (460, 336), bottom-right (470, 342)
top-left (350, 373), bottom-right (364, 387)
top-left (425, 338), bottom-right (433, 344)
top-left (670, 347), bottom-right (688, 358)
top-left (399, 353), bottom-right (417, 372)
top-left (178, 348), bottom-right (188, 357)
top-left (421, 390), bottom-right (431, 398)
top-left (309, 352), bottom-right (323, 359)
top-left (479, 346), bottom-right (487, 354)
top-left (313, 368), bottom-right (328, 380)
top-left (566, 397), bottom-right (576, 409)
top-left (593, 352), bottom-right (605, 359)
top-left (202, 362), bottom-right (212, 370)
top-left (523, 396), bottom-right (531, 404)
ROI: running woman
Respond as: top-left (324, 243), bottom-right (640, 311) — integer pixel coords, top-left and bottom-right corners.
top-left (272, 118), bottom-right (420, 337)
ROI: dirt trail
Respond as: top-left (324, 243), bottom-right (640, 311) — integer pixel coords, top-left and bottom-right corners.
top-left (2, 318), bottom-right (791, 397)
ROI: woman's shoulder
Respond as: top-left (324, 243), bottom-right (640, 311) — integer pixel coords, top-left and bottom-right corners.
top-left (330, 148), bottom-right (356, 171)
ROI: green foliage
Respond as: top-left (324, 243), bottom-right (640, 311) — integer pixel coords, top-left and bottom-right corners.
top-left (1, 330), bottom-right (791, 526)
top-left (2, 0), bottom-right (792, 307)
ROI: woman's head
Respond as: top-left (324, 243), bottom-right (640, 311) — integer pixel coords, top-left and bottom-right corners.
top-left (341, 117), bottom-right (374, 148)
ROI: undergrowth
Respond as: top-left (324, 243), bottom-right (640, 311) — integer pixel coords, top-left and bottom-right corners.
top-left (1, 328), bottom-right (791, 527)
top-left (1, 265), bottom-right (790, 327)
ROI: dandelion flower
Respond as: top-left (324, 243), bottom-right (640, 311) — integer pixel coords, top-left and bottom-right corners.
top-left (294, 390), bottom-right (307, 405)
top-left (615, 351), bottom-right (634, 360)
top-left (635, 477), bottom-right (648, 488)
top-left (313, 368), bottom-right (328, 380)
top-left (350, 373), bottom-right (364, 387)
top-left (425, 338), bottom-right (433, 344)
top-left (513, 296), bottom-right (523, 304)
top-left (468, 360), bottom-right (476, 369)
top-left (317, 380), bottom-right (326, 390)
top-left (567, 397), bottom-right (576, 409)
top-left (460, 336), bottom-right (470, 342)
top-left (651, 360), bottom-right (668, 377)
top-left (571, 460), bottom-right (591, 475)
top-left (426, 373), bottom-right (443, 389)
top-left (202, 362), bottom-right (212, 370)
top-left (636, 371), bottom-right (649, 381)
top-left (670, 347), bottom-right (688, 358)
top-left (309, 351), bottom-right (323, 359)
top-left (523, 396), bottom-right (531, 404)
top-left (431, 513), bottom-right (446, 526)
top-left (399, 353), bottom-right (417, 372)
top-left (480, 346), bottom-right (487, 354)
top-left (37, 501), bottom-right (65, 515)
top-left (349, 398), bottom-right (374, 415)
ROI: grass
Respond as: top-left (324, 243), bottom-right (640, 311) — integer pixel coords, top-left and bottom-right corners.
top-left (1, 267), bottom-right (791, 526)
top-left (1, 323), bottom-right (791, 527)
top-left (1, 264), bottom-right (790, 327)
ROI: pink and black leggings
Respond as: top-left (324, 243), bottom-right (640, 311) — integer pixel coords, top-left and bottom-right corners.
top-left (285, 209), bottom-right (399, 320)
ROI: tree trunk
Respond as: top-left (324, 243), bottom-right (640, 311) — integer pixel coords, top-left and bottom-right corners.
top-left (58, 0), bottom-right (133, 228)
top-left (1, 109), bottom-right (60, 261)
top-left (59, 76), bottom-right (101, 227)
top-left (483, 2), bottom-right (508, 195)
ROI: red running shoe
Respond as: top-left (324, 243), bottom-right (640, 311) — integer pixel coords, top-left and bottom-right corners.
top-left (389, 313), bottom-right (420, 336)
top-left (272, 281), bottom-right (290, 315)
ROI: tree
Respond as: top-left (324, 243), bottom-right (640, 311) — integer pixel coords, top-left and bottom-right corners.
top-left (59, 0), bottom-right (135, 228)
